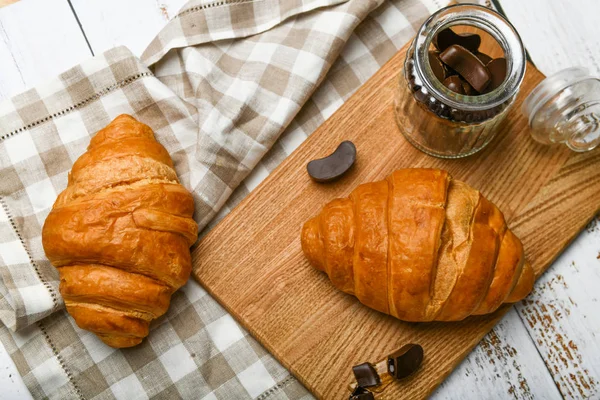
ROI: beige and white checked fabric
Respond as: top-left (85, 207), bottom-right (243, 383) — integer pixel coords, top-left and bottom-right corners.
top-left (0, 0), bottom-right (447, 398)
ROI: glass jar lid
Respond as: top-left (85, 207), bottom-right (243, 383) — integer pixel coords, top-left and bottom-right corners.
top-left (522, 67), bottom-right (600, 152)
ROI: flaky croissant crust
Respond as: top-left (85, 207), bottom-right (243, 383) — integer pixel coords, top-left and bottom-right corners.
top-left (42, 115), bottom-right (197, 348)
top-left (302, 169), bottom-right (534, 322)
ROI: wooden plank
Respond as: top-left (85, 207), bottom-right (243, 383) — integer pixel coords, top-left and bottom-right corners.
top-left (0, 1), bottom-right (597, 399)
top-left (432, 309), bottom-right (562, 400)
top-left (0, 0), bottom-right (91, 101)
top-left (430, 2), bottom-right (600, 393)
top-left (0, 1), bottom-right (90, 397)
top-left (496, 2), bottom-right (600, 398)
top-left (501, 0), bottom-right (600, 76)
top-left (508, 149), bottom-right (600, 399)
top-left (0, 338), bottom-right (32, 400)
top-left (69, 0), bottom-right (189, 56)
top-left (63, 3), bottom-right (600, 398)
top-left (192, 35), bottom-right (600, 398)
top-left (515, 215), bottom-right (600, 399)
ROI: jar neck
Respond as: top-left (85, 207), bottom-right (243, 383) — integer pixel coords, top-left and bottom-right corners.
top-left (412, 4), bottom-right (526, 111)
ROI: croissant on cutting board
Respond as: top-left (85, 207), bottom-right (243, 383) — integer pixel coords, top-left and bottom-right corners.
top-left (42, 114), bottom-right (197, 348)
top-left (301, 169), bottom-right (534, 322)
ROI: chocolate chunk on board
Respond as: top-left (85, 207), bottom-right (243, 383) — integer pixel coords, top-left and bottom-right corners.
top-left (349, 387), bottom-right (375, 400)
top-left (387, 344), bottom-right (424, 379)
top-left (306, 141), bottom-right (356, 183)
top-left (433, 28), bottom-right (481, 52)
top-left (439, 45), bottom-right (491, 93)
top-left (428, 51), bottom-right (448, 82)
top-left (485, 58), bottom-right (507, 92)
top-left (352, 362), bottom-right (380, 387)
top-left (475, 52), bottom-right (493, 65)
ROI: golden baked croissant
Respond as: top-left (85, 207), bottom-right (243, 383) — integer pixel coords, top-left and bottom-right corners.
top-left (42, 114), bottom-right (197, 348)
top-left (301, 169), bottom-right (534, 322)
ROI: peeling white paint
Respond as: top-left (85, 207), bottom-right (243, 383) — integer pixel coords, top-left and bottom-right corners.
top-left (0, 0), bottom-right (599, 398)
top-left (516, 215), bottom-right (600, 399)
top-left (433, 309), bottom-right (562, 400)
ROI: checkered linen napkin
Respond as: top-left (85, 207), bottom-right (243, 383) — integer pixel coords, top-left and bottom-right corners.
top-left (0, 0), bottom-right (447, 398)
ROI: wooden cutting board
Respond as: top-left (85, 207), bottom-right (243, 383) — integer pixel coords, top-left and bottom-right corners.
top-left (193, 40), bottom-right (600, 399)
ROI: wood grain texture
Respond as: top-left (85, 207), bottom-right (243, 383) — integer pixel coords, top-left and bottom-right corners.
top-left (515, 214), bottom-right (600, 399)
top-left (436, 6), bottom-right (600, 396)
top-left (0, 0), bottom-right (598, 398)
top-left (507, 148), bottom-right (600, 399)
top-left (193, 39), bottom-right (600, 399)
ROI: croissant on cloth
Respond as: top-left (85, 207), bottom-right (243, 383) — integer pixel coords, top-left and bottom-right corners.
top-left (301, 169), bottom-right (534, 322)
top-left (42, 114), bottom-right (197, 348)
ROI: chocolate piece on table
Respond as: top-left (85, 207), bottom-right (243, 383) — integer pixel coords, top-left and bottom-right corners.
top-left (485, 58), bottom-right (507, 92)
top-left (439, 45), bottom-right (491, 93)
top-left (475, 52), bottom-right (493, 65)
top-left (428, 51), bottom-right (447, 82)
top-left (443, 75), bottom-right (466, 94)
top-left (352, 362), bottom-right (381, 387)
top-left (349, 386), bottom-right (375, 400)
top-left (306, 140), bottom-right (356, 183)
top-left (433, 28), bottom-right (481, 53)
top-left (387, 343), bottom-right (424, 380)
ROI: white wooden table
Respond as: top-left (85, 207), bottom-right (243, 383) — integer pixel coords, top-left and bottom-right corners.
top-left (1, 1), bottom-right (599, 399)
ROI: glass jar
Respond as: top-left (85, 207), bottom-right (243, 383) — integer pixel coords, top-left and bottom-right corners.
top-left (522, 67), bottom-right (600, 152)
top-left (395, 4), bottom-right (526, 158)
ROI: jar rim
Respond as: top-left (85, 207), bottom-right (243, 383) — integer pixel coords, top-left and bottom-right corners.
top-left (413, 4), bottom-right (526, 111)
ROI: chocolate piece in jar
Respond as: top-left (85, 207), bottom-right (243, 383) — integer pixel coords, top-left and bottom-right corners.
top-left (439, 45), bottom-right (491, 93)
top-left (475, 51), bottom-right (493, 65)
top-left (352, 363), bottom-right (381, 387)
top-left (443, 75), bottom-right (466, 94)
top-left (433, 28), bottom-right (481, 52)
top-left (395, 4), bottom-right (526, 158)
top-left (428, 51), bottom-right (448, 82)
top-left (485, 58), bottom-right (507, 92)
top-left (461, 78), bottom-right (477, 95)
top-left (306, 141), bottom-right (356, 183)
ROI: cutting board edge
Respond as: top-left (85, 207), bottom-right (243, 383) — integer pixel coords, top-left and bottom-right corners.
top-left (193, 270), bottom-right (516, 399)
top-left (191, 34), bottom-right (600, 398)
